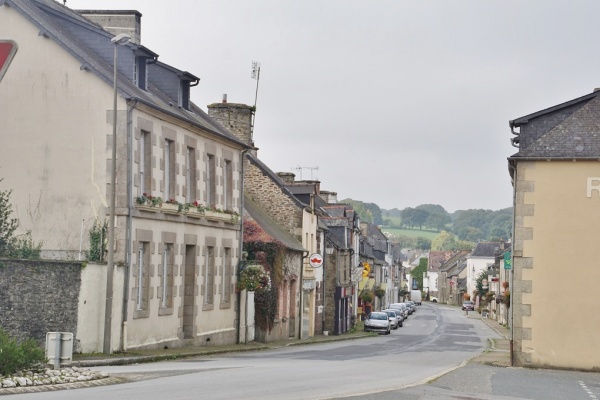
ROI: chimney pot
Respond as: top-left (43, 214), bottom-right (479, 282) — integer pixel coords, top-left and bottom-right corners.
top-left (222, 94), bottom-right (227, 103)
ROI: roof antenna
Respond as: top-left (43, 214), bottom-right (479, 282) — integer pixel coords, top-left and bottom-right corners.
top-left (250, 61), bottom-right (261, 135)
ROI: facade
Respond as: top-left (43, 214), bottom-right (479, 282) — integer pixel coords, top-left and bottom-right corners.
top-left (0, 1), bottom-right (248, 352)
top-left (242, 195), bottom-right (304, 342)
top-left (437, 250), bottom-right (469, 305)
top-left (465, 242), bottom-right (504, 301)
top-left (208, 101), bottom-right (320, 339)
top-left (322, 203), bottom-right (361, 335)
top-left (509, 88), bottom-right (600, 371)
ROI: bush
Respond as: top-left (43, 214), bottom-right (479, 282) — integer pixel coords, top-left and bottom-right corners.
top-left (0, 328), bottom-right (47, 375)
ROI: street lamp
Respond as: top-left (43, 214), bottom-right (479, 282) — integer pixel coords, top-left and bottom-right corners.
top-left (104, 33), bottom-right (131, 355)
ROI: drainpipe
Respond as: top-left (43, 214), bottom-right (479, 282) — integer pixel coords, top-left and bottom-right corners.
top-left (120, 98), bottom-right (138, 352)
top-left (299, 250), bottom-right (309, 339)
top-left (508, 161), bottom-right (517, 367)
top-left (236, 149), bottom-right (249, 344)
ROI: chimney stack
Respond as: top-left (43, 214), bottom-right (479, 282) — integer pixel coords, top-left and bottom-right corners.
top-left (207, 99), bottom-right (254, 147)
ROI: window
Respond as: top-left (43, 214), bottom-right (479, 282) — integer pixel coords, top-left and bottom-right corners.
top-left (205, 246), bottom-right (215, 304)
top-left (164, 139), bottom-right (175, 201)
top-left (186, 147), bottom-right (197, 201)
top-left (180, 81), bottom-right (190, 110)
top-left (134, 57), bottom-right (147, 90)
top-left (206, 154), bottom-right (216, 207)
top-left (140, 131), bottom-right (151, 195)
top-left (161, 244), bottom-right (174, 309)
top-left (222, 248), bottom-right (232, 302)
top-left (136, 242), bottom-right (149, 311)
top-left (223, 160), bottom-right (232, 211)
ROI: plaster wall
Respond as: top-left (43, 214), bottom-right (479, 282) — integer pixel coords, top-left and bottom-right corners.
top-left (0, 7), bottom-right (117, 254)
top-left (513, 161), bottom-right (600, 371)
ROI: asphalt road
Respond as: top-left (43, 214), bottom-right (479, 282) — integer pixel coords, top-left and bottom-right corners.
top-left (10, 304), bottom-right (501, 399)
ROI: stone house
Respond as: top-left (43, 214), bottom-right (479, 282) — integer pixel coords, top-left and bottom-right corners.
top-left (0, 1), bottom-right (249, 352)
top-left (509, 88), bottom-right (600, 370)
top-left (207, 101), bottom-right (320, 339)
top-left (242, 195), bottom-right (305, 342)
top-left (437, 250), bottom-right (470, 305)
top-left (321, 202), bottom-right (361, 335)
top-left (425, 251), bottom-right (455, 299)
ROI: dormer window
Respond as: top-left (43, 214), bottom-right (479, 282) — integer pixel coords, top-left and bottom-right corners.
top-left (178, 72), bottom-right (199, 111)
top-left (134, 56), bottom-right (147, 90)
top-left (180, 80), bottom-right (190, 110)
top-left (133, 46), bottom-right (158, 91)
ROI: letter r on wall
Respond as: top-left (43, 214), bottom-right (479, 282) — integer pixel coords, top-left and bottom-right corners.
top-left (587, 177), bottom-right (600, 198)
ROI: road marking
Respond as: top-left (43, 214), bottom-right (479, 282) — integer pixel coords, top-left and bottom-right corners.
top-left (578, 381), bottom-right (598, 399)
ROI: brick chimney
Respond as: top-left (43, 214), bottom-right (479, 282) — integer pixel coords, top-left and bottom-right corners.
top-left (77, 10), bottom-right (142, 44)
top-left (207, 95), bottom-right (254, 147)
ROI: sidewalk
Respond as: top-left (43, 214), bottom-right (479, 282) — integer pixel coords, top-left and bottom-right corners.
top-left (72, 330), bottom-right (372, 368)
top-left (466, 310), bottom-right (512, 367)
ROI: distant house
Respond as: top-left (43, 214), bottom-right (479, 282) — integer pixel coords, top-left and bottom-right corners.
top-left (0, 0), bottom-right (249, 352)
top-left (465, 242), bottom-right (504, 300)
top-left (509, 88), bottom-right (600, 370)
top-left (437, 250), bottom-right (470, 305)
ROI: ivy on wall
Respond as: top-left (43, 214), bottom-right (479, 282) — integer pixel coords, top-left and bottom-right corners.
top-left (243, 220), bottom-right (287, 332)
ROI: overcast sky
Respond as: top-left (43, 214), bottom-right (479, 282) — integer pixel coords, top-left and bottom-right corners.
top-left (70, 0), bottom-right (600, 212)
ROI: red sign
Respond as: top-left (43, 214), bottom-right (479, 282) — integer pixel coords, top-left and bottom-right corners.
top-left (309, 253), bottom-right (323, 268)
top-left (0, 41), bottom-right (17, 83)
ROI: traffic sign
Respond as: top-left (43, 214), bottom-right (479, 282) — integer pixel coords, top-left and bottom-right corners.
top-left (0, 41), bottom-right (17, 83)
top-left (309, 253), bottom-right (323, 268)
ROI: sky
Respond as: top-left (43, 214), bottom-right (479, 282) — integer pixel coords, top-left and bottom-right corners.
top-left (69, 0), bottom-right (600, 212)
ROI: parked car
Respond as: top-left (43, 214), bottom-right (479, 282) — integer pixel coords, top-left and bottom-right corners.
top-left (401, 302), bottom-right (414, 314)
top-left (462, 300), bottom-right (475, 311)
top-left (382, 309), bottom-right (403, 328)
top-left (430, 296), bottom-right (438, 303)
top-left (388, 303), bottom-right (408, 320)
top-left (364, 312), bottom-right (391, 334)
top-left (406, 301), bottom-right (417, 312)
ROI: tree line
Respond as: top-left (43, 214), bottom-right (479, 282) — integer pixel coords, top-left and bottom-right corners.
top-left (341, 198), bottom-right (512, 249)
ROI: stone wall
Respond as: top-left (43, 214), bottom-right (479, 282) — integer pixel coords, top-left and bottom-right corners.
top-left (244, 158), bottom-right (303, 239)
top-left (0, 259), bottom-right (83, 345)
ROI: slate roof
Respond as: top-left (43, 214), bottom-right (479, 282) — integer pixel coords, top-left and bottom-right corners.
top-left (471, 242), bottom-right (503, 258)
top-left (243, 195), bottom-right (305, 252)
top-left (6, 0), bottom-right (249, 149)
top-left (428, 251), bottom-right (456, 272)
top-left (510, 89), bottom-right (600, 159)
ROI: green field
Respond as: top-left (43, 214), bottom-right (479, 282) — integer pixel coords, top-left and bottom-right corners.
top-left (380, 227), bottom-right (440, 240)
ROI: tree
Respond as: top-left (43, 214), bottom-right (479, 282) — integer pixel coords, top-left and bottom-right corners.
top-left (0, 180), bottom-right (42, 259)
top-left (410, 257), bottom-right (428, 290)
top-left (425, 212), bottom-right (451, 231)
top-left (431, 230), bottom-right (457, 251)
top-left (400, 207), bottom-right (429, 229)
top-left (0, 182), bottom-right (18, 256)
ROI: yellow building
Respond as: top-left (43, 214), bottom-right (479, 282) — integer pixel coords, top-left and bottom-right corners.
top-left (509, 89), bottom-right (600, 371)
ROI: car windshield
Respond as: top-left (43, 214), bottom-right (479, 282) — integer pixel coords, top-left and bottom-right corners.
top-left (369, 313), bottom-right (388, 320)
top-left (464, 301), bottom-right (473, 305)
top-left (384, 311), bottom-right (396, 317)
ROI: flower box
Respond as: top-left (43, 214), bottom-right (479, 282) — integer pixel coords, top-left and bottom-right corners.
top-left (134, 204), bottom-right (159, 212)
top-left (204, 210), bottom-right (234, 223)
top-left (186, 210), bottom-right (204, 219)
top-left (161, 203), bottom-right (180, 215)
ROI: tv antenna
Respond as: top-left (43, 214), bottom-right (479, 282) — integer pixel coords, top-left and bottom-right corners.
top-left (250, 61), bottom-right (261, 134)
top-left (292, 166), bottom-right (319, 180)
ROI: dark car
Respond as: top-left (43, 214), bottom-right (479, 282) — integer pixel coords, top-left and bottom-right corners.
top-left (462, 300), bottom-right (475, 311)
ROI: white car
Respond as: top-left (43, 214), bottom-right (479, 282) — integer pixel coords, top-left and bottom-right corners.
top-left (382, 309), bottom-right (403, 328)
top-left (364, 312), bottom-right (391, 334)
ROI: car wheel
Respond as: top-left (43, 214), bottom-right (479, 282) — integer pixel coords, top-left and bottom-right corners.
top-left (399, 321), bottom-right (403, 327)
top-left (386, 329), bottom-right (391, 335)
